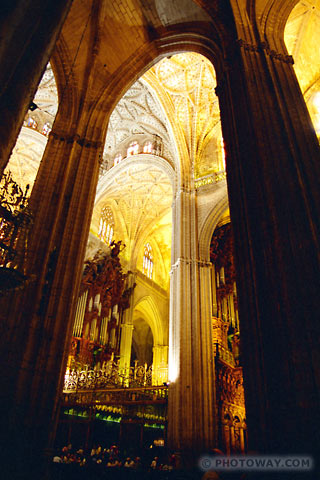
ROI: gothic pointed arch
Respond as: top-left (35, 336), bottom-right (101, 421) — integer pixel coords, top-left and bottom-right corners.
top-left (88, 30), bottom-right (227, 172)
top-left (133, 295), bottom-right (165, 347)
top-left (198, 189), bottom-right (229, 262)
top-left (49, 34), bottom-right (80, 128)
top-left (5, 62), bottom-right (59, 194)
top-left (256, 0), bottom-right (300, 48)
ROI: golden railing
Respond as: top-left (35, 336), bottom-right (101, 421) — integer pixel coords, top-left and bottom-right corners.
top-left (64, 360), bottom-right (168, 393)
top-left (63, 361), bottom-right (169, 407)
top-left (214, 342), bottom-right (235, 367)
top-left (62, 385), bottom-right (168, 407)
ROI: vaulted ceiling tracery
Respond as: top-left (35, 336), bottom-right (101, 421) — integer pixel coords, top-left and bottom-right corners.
top-left (4, 64), bottom-right (57, 192)
top-left (32, 64), bottom-right (59, 119)
top-left (4, 1), bottom-right (319, 292)
top-left (4, 129), bottom-right (47, 193)
top-left (94, 161), bottom-right (173, 284)
top-left (151, 53), bottom-right (222, 178)
top-left (102, 79), bottom-right (174, 169)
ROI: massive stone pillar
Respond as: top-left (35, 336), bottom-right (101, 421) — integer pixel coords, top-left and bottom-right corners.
top-left (167, 187), bottom-right (216, 465)
top-left (0, 0), bottom-right (72, 174)
top-left (0, 109), bottom-right (104, 476)
top-left (216, 1), bottom-right (320, 461)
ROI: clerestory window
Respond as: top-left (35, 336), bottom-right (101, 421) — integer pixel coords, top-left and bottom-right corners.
top-left (143, 141), bottom-right (153, 153)
top-left (127, 141), bottom-right (139, 156)
top-left (98, 206), bottom-right (114, 245)
top-left (142, 242), bottom-right (153, 279)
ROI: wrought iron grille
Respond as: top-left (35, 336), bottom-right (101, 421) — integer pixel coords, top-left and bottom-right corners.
top-left (64, 360), bottom-right (157, 392)
top-left (0, 171), bottom-right (33, 293)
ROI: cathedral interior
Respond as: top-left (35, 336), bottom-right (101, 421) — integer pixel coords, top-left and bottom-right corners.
top-left (0, 0), bottom-right (319, 478)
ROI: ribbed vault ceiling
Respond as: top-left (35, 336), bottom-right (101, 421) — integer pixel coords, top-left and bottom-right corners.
top-left (4, 1), bottom-right (320, 290)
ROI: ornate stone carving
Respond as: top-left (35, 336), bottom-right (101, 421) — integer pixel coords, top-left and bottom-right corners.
top-left (50, 131), bottom-right (103, 149)
top-left (237, 38), bottom-right (294, 64)
top-left (81, 241), bottom-right (127, 309)
top-left (216, 362), bottom-right (245, 408)
top-left (103, 79), bottom-right (173, 167)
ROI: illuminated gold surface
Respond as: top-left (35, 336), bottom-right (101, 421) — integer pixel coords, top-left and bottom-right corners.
top-left (5, 128), bottom-right (47, 192)
top-left (94, 162), bottom-right (173, 289)
top-left (152, 53), bottom-right (223, 178)
top-left (5, 6), bottom-right (319, 293)
top-left (285, 0), bottom-right (320, 134)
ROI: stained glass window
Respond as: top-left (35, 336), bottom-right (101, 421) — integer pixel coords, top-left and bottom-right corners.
top-left (42, 122), bottom-right (52, 136)
top-left (143, 242), bottom-right (153, 279)
top-left (114, 153), bottom-right (122, 166)
top-left (143, 141), bottom-right (153, 153)
top-left (127, 141), bottom-right (139, 156)
top-left (98, 206), bottom-right (114, 245)
top-left (27, 117), bottom-right (38, 129)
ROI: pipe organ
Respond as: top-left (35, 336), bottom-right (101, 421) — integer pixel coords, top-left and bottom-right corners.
top-left (210, 223), bottom-right (246, 454)
top-left (68, 241), bottom-right (135, 369)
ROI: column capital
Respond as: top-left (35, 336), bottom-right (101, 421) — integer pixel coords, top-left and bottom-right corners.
top-left (49, 130), bottom-right (103, 150)
top-left (215, 39), bottom-right (294, 98)
top-left (121, 323), bottom-right (134, 331)
top-left (153, 344), bottom-right (169, 352)
top-left (173, 185), bottom-right (193, 201)
top-left (170, 257), bottom-right (212, 273)
top-left (236, 38), bottom-right (294, 64)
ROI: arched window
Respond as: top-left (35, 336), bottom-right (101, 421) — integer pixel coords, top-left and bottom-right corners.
top-left (114, 153), bottom-right (122, 166)
top-left (143, 141), bottom-right (153, 153)
top-left (42, 122), bottom-right (52, 136)
top-left (98, 206), bottom-right (114, 245)
top-left (27, 117), bottom-right (37, 129)
top-left (142, 242), bottom-right (153, 279)
top-left (127, 141), bottom-right (139, 156)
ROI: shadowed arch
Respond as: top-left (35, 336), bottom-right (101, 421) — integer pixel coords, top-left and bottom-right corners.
top-left (133, 295), bottom-right (165, 346)
top-left (198, 188), bottom-right (229, 262)
top-left (250, 0), bottom-right (300, 51)
top-left (50, 35), bottom-right (79, 133)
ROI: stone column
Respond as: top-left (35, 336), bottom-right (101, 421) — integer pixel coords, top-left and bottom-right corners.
top-left (0, 114), bottom-right (104, 475)
top-left (152, 345), bottom-right (169, 385)
top-left (167, 187), bottom-right (216, 465)
top-left (119, 324), bottom-right (134, 375)
top-left (216, 12), bottom-right (320, 458)
top-left (0, 0), bottom-right (72, 173)
top-left (211, 264), bottom-right (218, 317)
top-left (240, 427), bottom-right (245, 454)
top-left (230, 425), bottom-right (235, 453)
top-left (228, 294), bottom-right (235, 328)
top-left (119, 272), bottom-right (136, 376)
